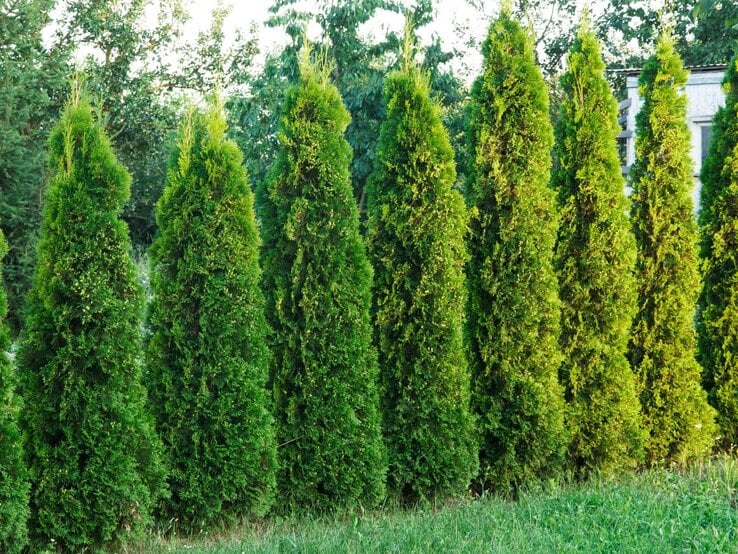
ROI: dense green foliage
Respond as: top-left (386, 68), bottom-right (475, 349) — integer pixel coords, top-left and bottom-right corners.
top-left (0, 232), bottom-right (28, 553)
top-left (629, 33), bottom-right (716, 464)
top-left (466, 11), bottom-right (567, 493)
top-left (366, 61), bottom-right (476, 502)
top-left (688, 0), bottom-right (738, 64)
top-left (230, 0), bottom-right (466, 209)
top-left (698, 54), bottom-right (738, 447)
top-left (147, 457), bottom-right (738, 553)
top-left (465, 0), bottom-right (578, 75)
top-left (16, 91), bottom-right (165, 551)
top-left (146, 102), bottom-right (276, 530)
top-left (597, 0), bottom-right (738, 67)
top-left (552, 25), bottom-right (644, 475)
top-left (260, 53), bottom-right (386, 511)
top-left (0, 0), bottom-right (68, 333)
top-left (55, 0), bottom-right (187, 246)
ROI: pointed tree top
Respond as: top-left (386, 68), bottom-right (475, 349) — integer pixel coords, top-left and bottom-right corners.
top-left (205, 92), bottom-right (227, 140)
top-left (568, 14), bottom-right (605, 75)
top-left (658, 5), bottom-right (676, 37)
top-left (578, 8), bottom-right (592, 34)
top-left (402, 14), bottom-right (417, 72)
top-left (174, 106), bottom-right (195, 180)
top-left (298, 40), bottom-right (334, 85)
top-left (70, 74), bottom-right (83, 108)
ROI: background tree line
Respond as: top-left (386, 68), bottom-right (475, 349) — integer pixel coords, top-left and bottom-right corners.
top-left (2, 0), bottom-right (736, 334)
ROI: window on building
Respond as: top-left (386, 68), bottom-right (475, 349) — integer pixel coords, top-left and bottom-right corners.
top-left (701, 124), bottom-right (714, 163)
top-left (617, 136), bottom-right (628, 167)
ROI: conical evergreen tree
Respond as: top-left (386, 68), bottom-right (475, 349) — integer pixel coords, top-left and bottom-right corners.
top-left (698, 54), bottom-right (738, 447)
top-left (16, 89), bottom-right (165, 550)
top-left (146, 101), bottom-right (276, 529)
top-left (366, 50), bottom-right (477, 502)
top-left (466, 10), bottom-right (567, 493)
top-left (629, 32), bottom-right (716, 464)
top-left (552, 23), bottom-right (644, 476)
top-left (260, 51), bottom-right (386, 511)
top-left (0, 231), bottom-right (28, 554)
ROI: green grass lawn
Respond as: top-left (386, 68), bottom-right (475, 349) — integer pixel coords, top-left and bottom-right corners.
top-left (138, 457), bottom-right (738, 553)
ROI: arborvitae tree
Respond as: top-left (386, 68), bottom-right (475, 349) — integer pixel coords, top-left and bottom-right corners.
top-left (146, 102), bottom-right (276, 529)
top-left (366, 55), bottom-right (477, 502)
top-left (552, 24), bottom-right (644, 476)
top-left (629, 32), bottom-right (717, 464)
top-left (698, 54), bottom-right (738, 446)
top-left (16, 89), bottom-right (165, 551)
top-left (0, 232), bottom-right (28, 554)
top-left (466, 10), bottom-right (567, 493)
top-left (260, 51), bottom-right (386, 511)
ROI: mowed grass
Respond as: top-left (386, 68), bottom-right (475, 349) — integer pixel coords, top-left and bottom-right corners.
top-left (139, 457), bottom-right (738, 553)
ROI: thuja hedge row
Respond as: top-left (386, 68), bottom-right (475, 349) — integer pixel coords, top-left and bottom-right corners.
top-left (2, 12), bottom-right (737, 552)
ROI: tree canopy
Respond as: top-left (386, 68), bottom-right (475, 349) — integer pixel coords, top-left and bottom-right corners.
top-left (596, 0), bottom-right (738, 67)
